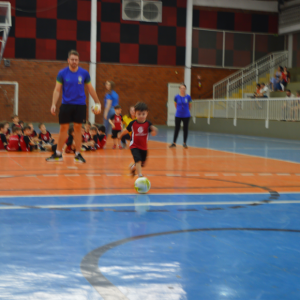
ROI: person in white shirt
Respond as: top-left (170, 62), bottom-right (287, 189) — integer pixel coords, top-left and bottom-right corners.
top-left (259, 83), bottom-right (269, 98)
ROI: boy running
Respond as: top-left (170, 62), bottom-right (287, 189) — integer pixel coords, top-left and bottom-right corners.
top-left (118, 102), bottom-right (158, 177)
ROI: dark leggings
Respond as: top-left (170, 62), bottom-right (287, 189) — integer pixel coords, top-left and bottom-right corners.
top-left (173, 117), bottom-right (190, 144)
top-left (121, 133), bottom-right (130, 144)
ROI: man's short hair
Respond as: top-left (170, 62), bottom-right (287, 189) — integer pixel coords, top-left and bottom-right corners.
top-left (85, 121), bottom-right (91, 126)
top-left (68, 50), bottom-right (79, 58)
top-left (11, 114), bottom-right (18, 119)
top-left (261, 83), bottom-right (265, 86)
top-left (38, 123), bottom-right (44, 129)
top-left (114, 105), bottom-right (121, 110)
top-left (0, 123), bottom-right (4, 130)
top-left (286, 89), bottom-right (291, 93)
top-left (135, 102), bottom-right (148, 112)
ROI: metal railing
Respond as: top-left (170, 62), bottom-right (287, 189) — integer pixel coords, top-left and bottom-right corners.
top-left (213, 51), bottom-right (288, 99)
top-left (192, 98), bottom-right (300, 128)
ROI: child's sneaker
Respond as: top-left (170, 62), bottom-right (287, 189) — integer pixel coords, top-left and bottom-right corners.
top-left (169, 143), bottom-right (176, 148)
top-left (119, 145), bottom-right (123, 149)
top-left (75, 153), bottom-right (86, 163)
top-left (183, 143), bottom-right (188, 149)
top-left (112, 145), bottom-right (116, 149)
top-left (46, 153), bottom-right (63, 162)
top-left (129, 163), bottom-right (136, 177)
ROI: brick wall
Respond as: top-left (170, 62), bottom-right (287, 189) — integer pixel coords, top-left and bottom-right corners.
top-left (0, 59), bottom-right (184, 125)
top-left (191, 67), bottom-right (236, 99)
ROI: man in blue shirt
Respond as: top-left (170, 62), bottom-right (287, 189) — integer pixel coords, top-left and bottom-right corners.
top-left (46, 50), bottom-right (101, 163)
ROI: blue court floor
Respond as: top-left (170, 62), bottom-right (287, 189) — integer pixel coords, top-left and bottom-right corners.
top-left (1, 126), bottom-right (300, 300)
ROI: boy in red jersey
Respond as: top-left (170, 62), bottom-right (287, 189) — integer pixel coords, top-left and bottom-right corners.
top-left (97, 125), bottom-right (106, 149)
top-left (109, 105), bottom-right (123, 149)
top-left (38, 123), bottom-right (54, 144)
top-left (11, 115), bottom-right (21, 131)
top-left (119, 102), bottom-right (158, 177)
top-left (84, 121), bottom-right (91, 142)
top-left (4, 122), bottom-right (10, 139)
top-left (20, 126), bottom-right (36, 152)
top-left (0, 123), bottom-right (8, 150)
top-left (6, 127), bottom-right (22, 151)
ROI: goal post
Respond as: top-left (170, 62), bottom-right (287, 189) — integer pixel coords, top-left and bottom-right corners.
top-left (0, 2), bottom-right (12, 63)
top-left (0, 81), bottom-right (19, 116)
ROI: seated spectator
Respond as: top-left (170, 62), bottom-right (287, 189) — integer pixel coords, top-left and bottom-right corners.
top-left (81, 126), bottom-right (94, 151)
top-left (0, 123), bottom-right (8, 150)
top-left (97, 125), bottom-right (106, 149)
top-left (20, 126), bottom-right (37, 152)
top-left (84, 121), bottom-right (91, 142)
top-left (48, 127), bottom-right (75, 154)
top-left (27, 123), bottom-right (39, 143)
top-left (6, 126), bottom-right (22, 151)
top-left (4, 122), bottom-right (10, 139)
top-left (270, 66), bottom-right (283, 91)
top-left (258, 83), bottom-right (269, 98)
top-left (280, 67), bottom-right (289, 91)
top-left (252, 84), bottom-right (261, 98)
top-left (38, 123), bottom-right (55, 146)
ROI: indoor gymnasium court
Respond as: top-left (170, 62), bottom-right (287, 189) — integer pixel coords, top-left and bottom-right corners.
top-left (1, 0), bottom-right (300, 299)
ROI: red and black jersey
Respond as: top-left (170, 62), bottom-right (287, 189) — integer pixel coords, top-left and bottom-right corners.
top-left (65, 135), bottom-right (75, 153)
top-left (6, 134), bottom-right (20, 151)
top-left (11, 123), bottom-right (21, 130)
top-left (97, 134), bottom-right (106, 149)
top-left (110, 114), bottom-right (123, 131)
top-left (20, 135), bottom-right (31, 152)
top-left (92, 134), bottom-right (106, 149)
top-left (30, 130), bottom-right (37, 138)
top-left (0, 133), bottom-right (7, 150)
top-left (83, 131), bottom-right (91, 142)
top-left (39, 131), bottom-right (52, 143)
top-left (127, 120), bottom-right (152, 150)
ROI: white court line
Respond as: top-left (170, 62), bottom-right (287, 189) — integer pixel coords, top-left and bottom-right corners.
top-left (67, 166), bottom-right (78, 169)
top-left (0, 175), bottom-right (13, 178)
top-left (205, 174), bottom-right (218, 176)
top-left (0, 192), bottom-right (275, 199)
top-left (86, 174), bottom-right (101, 177)
top-left (277, 173), bottom-right (291, 176)
top-left (186, 174), bottom-right (200, 176)
top-left (1, 200), bottom-right (300, 210)
top-left (223, 173), bottom-right (237, 176)
top-left (166, 174), bottom-right (181, 177)
top-left (259, 173), bottom-right (272, 176)
top-left (106, 174), bottom-right (121, 176)
top-left (241, 173), bottom-right (254, 176)
top-left (64, 174), bottom-right (80, 177)
top-left (43, 174), bottom-right (58, 177)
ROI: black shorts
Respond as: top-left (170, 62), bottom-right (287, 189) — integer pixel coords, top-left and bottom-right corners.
top-left (59, 104), bottom-right (86, 124)
top-left (131, 148), bottom-right (147, 165)
top-left (112, 129), bottom-right (121, 139)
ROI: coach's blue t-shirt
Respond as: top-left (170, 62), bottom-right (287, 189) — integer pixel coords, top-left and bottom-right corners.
top-left (174, 94), bottom-right (192, 118)
top-left (57, 67), bottom-right (91, 105)
top-left (104, 90), bottom-right (119, 108)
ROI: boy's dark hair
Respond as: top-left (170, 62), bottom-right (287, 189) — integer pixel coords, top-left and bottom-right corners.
top-left (38, 123), bottom-right (44, 129)
top-left (13, 126), bottom-right (21, 133)
top-left (0, 123), bottom-right (4, 130)
top-left (286, 89), bottom-right (291, 93)
top-left (134, 102), bottom-right (148, 112)
top-left (180, 82), bottom-right (186, 88)
top-left (114, 105), bottom-right (121, 110)
top-left (98, 125), bottom-right (105, 133)
top-left (261, 82), bottom-right (265, 86)
top-left (90, 126), bottom-right (98, 132)
top-left (256, 83), bottom-right (260, 87)
top-left (11, 114), bottom-right (18, 120)
top-left (23, 126), bottom-right (31, 132)
top-left (68, 127), bottom-right (74, 135)
top-left (85, 121), bottom-right (91, 126)
top-left (19, 120), bottom-right (24, 125)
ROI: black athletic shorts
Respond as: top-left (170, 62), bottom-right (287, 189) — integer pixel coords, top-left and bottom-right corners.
top-left (131, 148), bottom-right (147, 165)
top-left (112, 129), bottom-right (121, 139)
top-left (59, 104), bottom-right (86, 124)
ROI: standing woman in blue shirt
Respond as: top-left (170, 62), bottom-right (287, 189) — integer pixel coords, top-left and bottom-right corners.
top-left (104, 81), bottom-right (119, 136)
top-left (46, 50), bottom-right (101, 163)
top-left (170, 83), bottom-right (192, 149)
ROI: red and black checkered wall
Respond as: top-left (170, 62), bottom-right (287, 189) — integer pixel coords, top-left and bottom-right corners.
top-left (3, 0), bottom-right (187, 66)
top-left (192, 9), bottom-right (278, 33)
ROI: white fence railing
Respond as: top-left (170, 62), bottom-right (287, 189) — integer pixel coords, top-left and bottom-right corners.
top-left (192, 98), bottom-right (300, 128)
top-left (213, 51), bottom-right (288, 99)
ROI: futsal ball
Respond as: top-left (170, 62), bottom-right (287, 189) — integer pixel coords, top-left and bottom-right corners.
top-left (134, 177), bottom-right (151, 194)
top-left (93, 104), bottom-right (100, 113)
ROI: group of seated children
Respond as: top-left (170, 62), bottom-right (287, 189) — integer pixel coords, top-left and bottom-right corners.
top-left (0, 115), bottom-right (55, 152)
top-left (1, 104), bottom-right (136, 153)
top-left (270, 66), bottom-right (291, 92)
